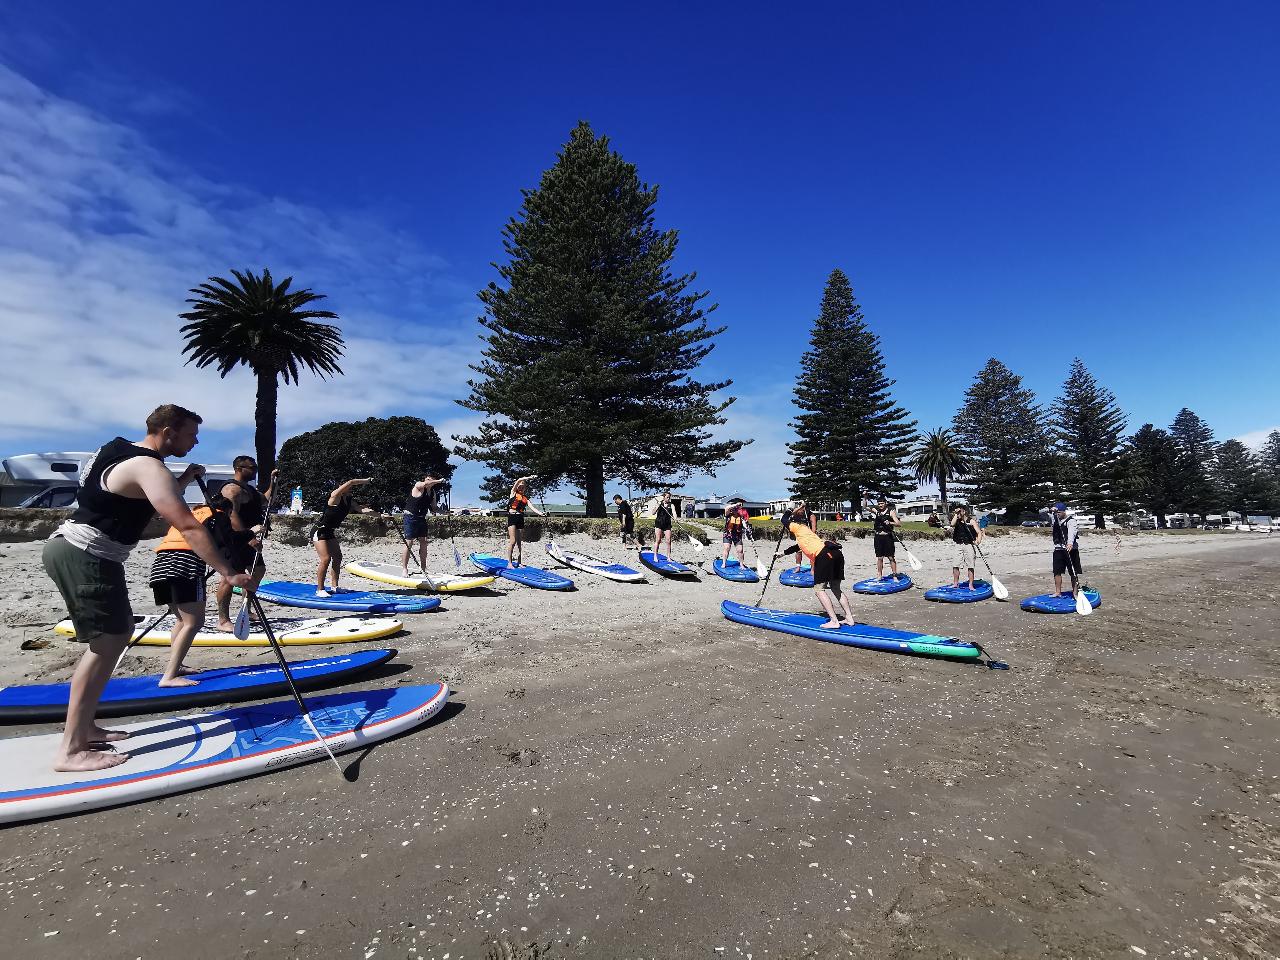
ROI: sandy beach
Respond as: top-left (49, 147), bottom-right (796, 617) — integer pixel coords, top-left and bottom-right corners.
top-left (0, 527), bottom-right (1276, 959)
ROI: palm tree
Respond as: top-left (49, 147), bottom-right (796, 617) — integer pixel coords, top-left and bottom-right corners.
top-left (179, 268), bottom-right (344, 478)
top-left (909, 428), bottom-right (969, 515)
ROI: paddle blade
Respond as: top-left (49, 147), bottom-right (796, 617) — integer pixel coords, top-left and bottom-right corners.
top-left (991, 576), bottom-right (1010, 601)
top-left (1075, 590), bottom-right (1093, 616)
top-left (453, 547), bottom-right (462, 568)
top-left (756, 559), bottom-right (766, 578)
top-left (690, 538), bottom-right (705, 552)
top-left (905, 549), bottom-right (922, 571)
top-left (233, 601), bottom-right (251, 640)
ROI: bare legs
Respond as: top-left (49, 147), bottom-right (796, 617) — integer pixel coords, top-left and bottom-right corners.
top-left (217, 562), bottom-right (263, 631)
top-left (55, 631), bottom-right (132, 771)
top-left (314, 537), bottom-right (342, 594)
top-left (402, 537), bottom-right (429, 577)
top-left (506, 524), bottom-right (522, 565)
top-left (160, 600), bottom-right (206, 687)
top-left (814, 583), bottom-right (855, 629)
top-left (876, 556), bottom-right (900, 578)
top-left (655, 528), bottom-right (672, 558)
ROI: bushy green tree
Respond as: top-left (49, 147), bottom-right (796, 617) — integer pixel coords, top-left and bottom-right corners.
top-left (455, 122), bottom-right (744, 516)
top-left (278, 417), bottom-right (452, 512)
top-left (1169, 408), bottom-right (1218, 515)
top-left (1050, 359), bottom-right (1128, 527)
top-left (1214, 439), bottom-right (1266, 513)
top-left (1259, 430), bottom-right (1280, 512)
top-left (787, 269), bottom-right (916, 508)
top-left (1127, 424), bottom-right (1180, 526)
top-left (952, 359), bottom-right (1053, 521)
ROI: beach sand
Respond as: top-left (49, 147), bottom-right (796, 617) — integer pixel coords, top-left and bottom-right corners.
top-left (0, 529), bottom-right (1276, 958)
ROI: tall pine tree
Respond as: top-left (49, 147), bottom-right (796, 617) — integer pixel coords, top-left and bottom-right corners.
top-left (1260, 430), bottom-right (1280, 512)
top-left (1128, 424), bottom-right (1181, 526)
top-left (1050, 358), bottom-right (1128, 528)
top-left (455, 122), bottom-right (745, 516)
top-left (952, 358), bottom-right (1053, 521)
top-left (1213, 440), bottom-right (1265, 513)
top-left (1169, 408), bottom-right (1218, 516)
top-left (786, 269), bottom-right (917, 509)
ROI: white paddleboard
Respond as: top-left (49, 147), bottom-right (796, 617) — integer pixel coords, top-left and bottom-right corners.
top-left (544, 541), bottom-right (646, 582)
top-left (344, 560), bottom-right (496, 592)
top-left (56, 613), bottom-right (404, 647)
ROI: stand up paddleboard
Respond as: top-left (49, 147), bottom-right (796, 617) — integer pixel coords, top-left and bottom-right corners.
top-left (0, 649), bottom-right (397, 723)
top-left (924, 580), bottom-right (994, 603)
top-left (1020, 590), bottom-right (1101, 613)
top-left (852, 574), bottom-right (913, 595)
top-left (545, 541), bottom-right (645, 582)
top-left (469, 553), bottom-right (574, 590)
top-left (55, 613), bottom-right (404, 647)
top-left (252, 581), bottom-right (441, 614)
top-left (721, 600), bottom-right (981, 660)
top-left (779, 565), bottom-right (814, 588)
top-left (0, 683), bottom-right (449, 825)
top-left (638, 551), bottom-right (698, 579)
top-left (712, 558), bottom-right (760, 583)
top-left (345, 560), bottom-right (496, 592)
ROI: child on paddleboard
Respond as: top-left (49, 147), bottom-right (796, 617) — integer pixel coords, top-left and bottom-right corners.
top-left (312, 477), bottom-right (372, 596)
top-left (778, 518), bottom-right (854, 628)
top-left (506, 476), bottom-right (545, 565)
top-left (720, 498), bottom-right (752, 567)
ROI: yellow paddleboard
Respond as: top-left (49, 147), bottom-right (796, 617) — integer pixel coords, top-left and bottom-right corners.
top-left (55, 614), bottom-right (403, 647)
top-left (345, 560), bottom-right (496, 592)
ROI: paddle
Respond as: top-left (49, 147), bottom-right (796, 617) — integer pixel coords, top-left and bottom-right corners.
top-left (744, 523), bottom-right (767, 579)
top-left (391, 514), bottom-right (430, 579)
top-left (894, 533), bottom-right (923, 571)
top-left (754, 525), bottom-right (787, 607)
top-left (1065, 549), bottom-right (1092, 616)
top-left (973, 543), bottom-right (1010, 601)
top-left (234, 476), bottom-right (284, 640)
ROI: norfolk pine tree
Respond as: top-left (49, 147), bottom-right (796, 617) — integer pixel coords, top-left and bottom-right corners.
top-left (1169, 407), bottom-right (1219, 516)
top-left (455, 123), bottom-right (745, 516)
top-left (1050, 358), bottom-right (1128, 528)
top-left (786, 269), bottom-right (916, 509)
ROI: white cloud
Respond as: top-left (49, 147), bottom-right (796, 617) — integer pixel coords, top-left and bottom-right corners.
top-left (1234, 427), bottom-right (1278, 451)
top-left (0, 63), bottom-right (482, 457)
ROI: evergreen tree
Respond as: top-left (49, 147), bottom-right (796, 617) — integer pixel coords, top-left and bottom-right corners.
top-left (951, 359), bottom-right (1053, 521)
top-left (786, 269), bottom-right (917, 508)
top-left (1213, 440), bottom-right (1266, 513)
top-left (455, 123), bottom-right (744, 516)
top-left (1260, 430), bottom-right (1280, 512)
top-left (1127, 424), bottom-right (1181, 526)
top-left (1169, 407), bottom-right (1218, 515)
top-left (1050, 358), bottom-right (1128, 528)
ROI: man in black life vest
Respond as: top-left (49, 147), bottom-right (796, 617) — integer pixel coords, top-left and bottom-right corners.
top-left (1050, 501), bottom-right (1083, 597)
top-left (214, 455), bottom-right (277, 632)
top-left (41, 405), bottom-right (253, 772)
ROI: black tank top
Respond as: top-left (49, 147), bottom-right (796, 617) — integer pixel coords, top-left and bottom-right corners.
top-left (70, 438), bottom-right (165, 545)
top-left (406, 490), bottom-right (427, 518)
top-left (873, 511), bottom-right (893, 536)
top-left (225, 480), bottom-right (265, 528)
top-left (952, 518), bottom-right (975, 544)
top-left (319, 496), bottom-right (352, 530)
top-left (655, 503), bottom-right (673, 528)
top-left (1052, 517), bottom-right (1070, 546)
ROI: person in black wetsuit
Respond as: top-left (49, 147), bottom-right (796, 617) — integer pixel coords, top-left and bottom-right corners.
top-left (41, 404), bottom-right (252, 772)
top-left (947, 504), bottom-right (984, 589)
top-left (402, 475), bottom-right (448, 577)
top-left (872, 498), bottom-right (902, 580)
top-left (653, 491), bottom-right (676, 558)
top-left (214, 455), bottom-right (277, 631)
top-left (312, 477), bottom-right (372, 596)
top-left (613, 494), bottom-right (635, 546)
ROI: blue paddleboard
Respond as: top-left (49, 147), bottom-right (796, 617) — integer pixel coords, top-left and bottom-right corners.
top-left (638, 551), bottom-right (698, 578)
top-left (0, 683), bottom-right (449, 826)
top-left (0, 649), bottom-right (397, 723)
top-left (469, 553), bottom-right (574, 590)
top-left (253, 581), bottom-right (440, 613)
top-left (924, 580), bottom-right (994, 603)
top-left (721, 600), bottom-right (980, 660)
top-left (712, 558), bottom-right (760, 583)
top-left (852, 574), bottom-right (913, 595)
top-left (779, 565), bottom-right (814, 587)
top-left (1020, 590), bottom-right (1101, 613)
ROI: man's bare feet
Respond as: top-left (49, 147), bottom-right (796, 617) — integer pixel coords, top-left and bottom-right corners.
top-left (54, 748), bottom-right (130, 772)
top-left (819, 620), bottom-right (841, 629)
top-left (158, 676), bottom-right (199, 688)
top-left (89, 725), bottom-right (130, 742)
top-left (216, 620), bottom-right (236, 632)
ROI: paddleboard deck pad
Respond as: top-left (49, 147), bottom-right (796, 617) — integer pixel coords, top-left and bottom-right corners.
top-left (638, 551), bottom-right (698, 578)
top-left (712, 558), bottom-right (760, 583)
top-left (0, 683), bottom-right (449, 825)
top-left (545, 541), bottom-right (645, 582)
top-left (779, 566), bottom-right (814, 588)
top-left (852, 574), bottom-right (914, 595)
top-left (253, 581), bottom-right (440, 613)
top-left (56, 613), bottom-right (404, 647)
top-left (924, 581), bottom-right (994, 603)
top-left (0, 649), bottom-right (397, 723)
top-left (469, 553), bottom-right (574, 590)
top-left (721, 600), bottom-right (981, 660)
top-left (344, 560), bottom-right (495, 593)
top-left (1020, 590), bottom-right (1101, 613)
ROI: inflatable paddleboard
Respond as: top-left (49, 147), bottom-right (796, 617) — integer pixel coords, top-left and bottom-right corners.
top-left (779, 565), bottom-right (814, 588)
top-left (1020, 589), bottom-right (1101, 613)
top-left (55, 613), bottom-right (404, 647)
top-left (253, 581), bottom-right (441, 613)
top-left (469, 553), bottom-right (574, 590)
top-left (712, 558), bottom-right (760, 583)
top-left (345, 560), bottom-right (496, 592)
top-left (0, 683), bottom-right (449, 825)
top-left (638, 551), bottom-right (698, 578)
top-left (545, 541), bottom-right (645, 582)
top-left (721, 600), bottom-right (981, 660)
top-left (852, 574), bottom-right (913, 595)
top-left (924, 580), bottom-right (994, 603)
top-left (0, 649), bottom-right (397, 723)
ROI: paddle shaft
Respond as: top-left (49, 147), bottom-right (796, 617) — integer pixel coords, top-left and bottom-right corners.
top-left (973, 542), bottom-right (1009, 599)
top-left (754, 527), bottom-right (787, 606)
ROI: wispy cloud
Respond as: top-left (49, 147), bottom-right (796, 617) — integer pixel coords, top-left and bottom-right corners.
top-left (0, 63), bottom-right (481, 452)
top-left (1235, 427), bottom-right (1278, 451)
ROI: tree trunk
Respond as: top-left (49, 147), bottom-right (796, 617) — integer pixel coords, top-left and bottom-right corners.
top-left (939, 475), bottom-right (949, 516)
top-left (584, 458), bottom-right (606, 518)
top-left (255, 370), bottom-right (279, 481)
top-left (1095, 513), bottom-right (1106, 529)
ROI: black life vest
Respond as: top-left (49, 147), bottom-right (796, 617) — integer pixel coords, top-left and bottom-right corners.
top-left (70, 438), bottom-right (164, 545)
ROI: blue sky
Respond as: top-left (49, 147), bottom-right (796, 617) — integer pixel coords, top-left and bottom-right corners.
top-left (1, 2), bottom-right (1276, 502)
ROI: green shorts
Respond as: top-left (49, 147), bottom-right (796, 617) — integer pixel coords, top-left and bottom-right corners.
top-left (42, 536), bottom-right (134, 641)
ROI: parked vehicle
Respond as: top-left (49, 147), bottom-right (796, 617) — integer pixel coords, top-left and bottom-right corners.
top-left (17, 484), bottom-right (78, 509)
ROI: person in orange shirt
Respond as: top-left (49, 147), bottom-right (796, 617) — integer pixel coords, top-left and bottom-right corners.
top-left (778, 517), bottom-right (855, 629)
top-left (148, 506), bottom-right (220, 686)
top-left (506, 476), bottom-right (545, 565)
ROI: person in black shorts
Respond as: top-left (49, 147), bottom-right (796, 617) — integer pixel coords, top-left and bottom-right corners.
top-left (402, 475), bottom-right (447, 576)
top-left (149, 504), bottom-right (218, 686)
top-left (779, 518), bottom-right (854, 628)
top-left (614, 494), bottom-right (635, 546)
top-left (653, 491), bottom-right (676, 557)
top-left (215, 455), bottom-right (276, 632)
top-left (779, 499), bottom-right (817, 573)
top-left (1049, 501), bottom-right (1083, 596)
top-left (506, 476), bottom-right (545, 565)
top-left (312, 477), bottom-right (372, 596)
top-left (872, 497), bottom-right (902, 580)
